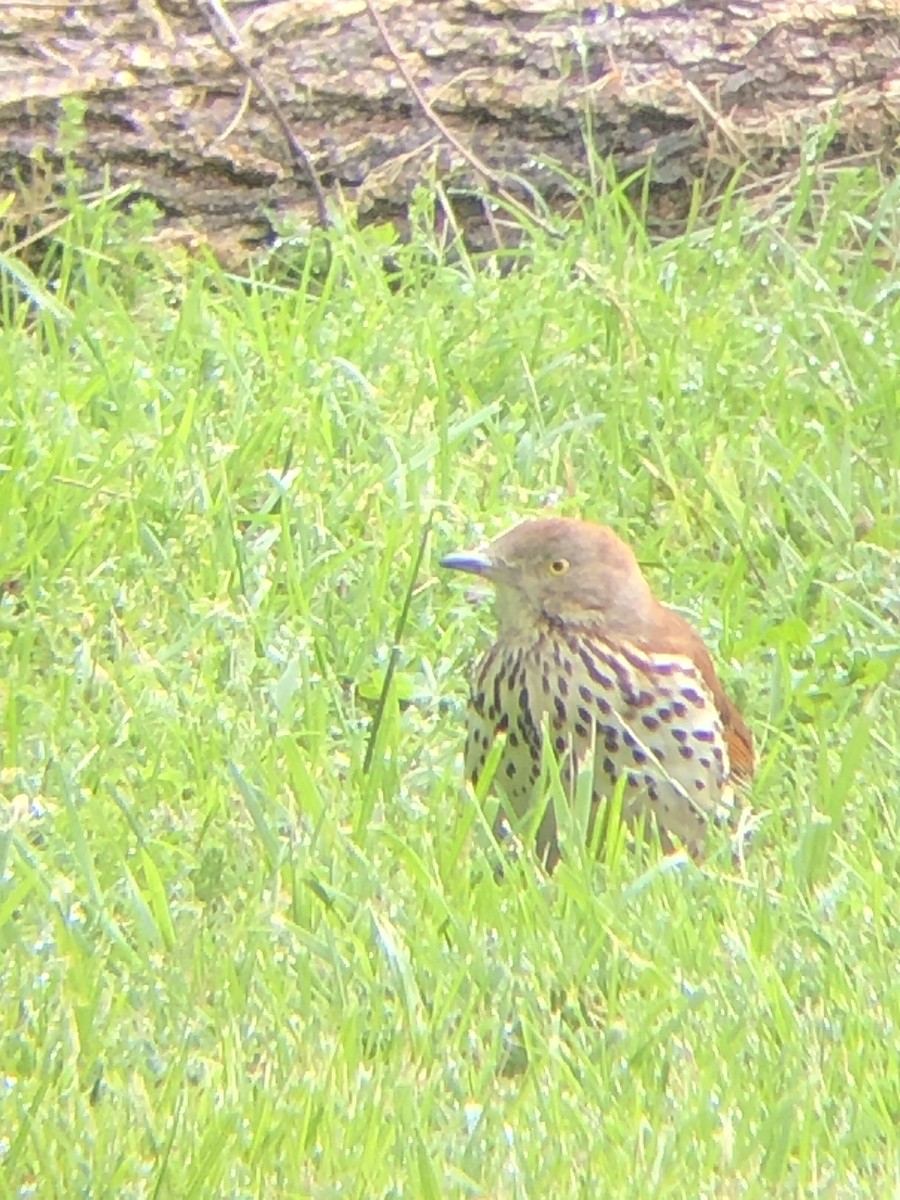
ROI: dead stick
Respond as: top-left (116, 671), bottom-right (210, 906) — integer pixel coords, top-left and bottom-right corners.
top-left (197, 0), bottom-right (331, 230)
top-left (363, 0), bottom-right (564, 241)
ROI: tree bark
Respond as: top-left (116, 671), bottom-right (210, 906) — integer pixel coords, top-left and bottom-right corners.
top-left (2, 0), bottom-right (898, 260)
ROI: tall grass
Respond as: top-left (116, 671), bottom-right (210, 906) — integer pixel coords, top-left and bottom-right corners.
top-left (0, 164), bottom-right (897, 1196)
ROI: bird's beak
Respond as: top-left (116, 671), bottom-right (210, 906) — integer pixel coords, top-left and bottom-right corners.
top-left (439, 550), bottom-right (494, 577)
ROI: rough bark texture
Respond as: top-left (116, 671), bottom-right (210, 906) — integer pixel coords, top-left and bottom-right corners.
top-left (1, 0), bottom-right (898, 259)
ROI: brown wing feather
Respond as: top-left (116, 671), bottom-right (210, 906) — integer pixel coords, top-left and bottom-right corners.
top-left (646, 605), bottom-right (756, 782)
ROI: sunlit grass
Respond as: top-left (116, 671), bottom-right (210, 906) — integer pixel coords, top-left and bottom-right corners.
top-left (1, 168), bottom-right (898, 1197)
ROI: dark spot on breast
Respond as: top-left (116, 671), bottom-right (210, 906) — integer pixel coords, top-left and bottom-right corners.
top-left (619, 645), bottom-right (650, 671)
top-left (712, 747), bottom-right (724, 764)
top-left (505, 761), bottom-right (517, 779)
top-left (603, 654), bottom-right (636, 699)
top-left (652, 746), bottom-right (665, 762)
top-left (476, 646), bottom-right (498, 686)
top-left (519, 686), bottom-right (530, 712)
top-left (554, 696), bottom-right (566, 722)
top-left (622, 729), bottom-right (638, 749)
top-left (493, 672), bottom-right (504, 718)
top-left (558, 676), bottom-right (569, 697)
top-left (604, 732), bottom-right (619, 753)
top-left (672, 728), bottom-right (687, 743)
top-left (579, 684), bottom-right (593, 703)
top-left (508, 731), bottom-right (519, 748)
top-left (554, 733), bottom-right (568, 753)
top-left (671, 700), bottom-right (688, 719)
top-left (626, 772), bottom-right (640, 788)
top-left (631, 690), bottom-right (655, 709)
top-left (602, 756), bottom-right (617, 778)
top-left (642, 715), bottom-right (660, 731)
top-left (520, 717), bottom-right (541, 756)
top-left (542, 674), bottom-right (551, 695)
top-left (632, 748), bottom-right (648, 765)
top-left (693, 728), bottom-right (715, 743)
top-left (650, 660), bottom-right (677, 676)
top-left (694, 779), bottom-right (705, 790)
top-left (595, 695), bottom-right (612, 715)
top-left (698, 755), bottom-right (710, 769)
top-left (682, 687), bottom-right (705, 707)
top-left (575, 706), bottom-right (592, 725)
top-left (657, 707), bottom-right (672, 722)
top-left (679, 746), bottom-right (694, 760)
top-left (577, 648), bottom-right (614, 691)
top-left (574, 723), bottom-right (588, 738)
top-left (473, 691), bottom-right (486, 714)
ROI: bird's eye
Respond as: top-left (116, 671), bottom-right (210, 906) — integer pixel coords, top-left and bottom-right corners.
top-left (548, 558), bottom-right (570, 575)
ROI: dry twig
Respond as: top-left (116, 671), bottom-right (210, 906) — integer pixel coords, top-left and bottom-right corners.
top-left (363, 0), bottom-right (564, 241)
top-left (196, 0), bottom-right (331, 229)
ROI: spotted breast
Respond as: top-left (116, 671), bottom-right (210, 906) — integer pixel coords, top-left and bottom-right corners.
top-left (466, 624), bottom-right (733, 867)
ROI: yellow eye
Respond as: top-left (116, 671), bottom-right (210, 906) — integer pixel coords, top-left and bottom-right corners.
top-left (548, 558), bottom-right (569, 575)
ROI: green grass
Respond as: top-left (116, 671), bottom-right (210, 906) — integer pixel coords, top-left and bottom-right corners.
top-left (1, 167), bottom-right (898, 1198)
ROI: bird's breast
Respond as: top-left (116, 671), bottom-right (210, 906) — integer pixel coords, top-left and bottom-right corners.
top-left (465, 627), bottom-right (736, 837)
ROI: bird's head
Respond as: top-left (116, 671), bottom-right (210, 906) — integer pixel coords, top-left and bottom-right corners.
top-left (441, 518), bottom-right (655, 638)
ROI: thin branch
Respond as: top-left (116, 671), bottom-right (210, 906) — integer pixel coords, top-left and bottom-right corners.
top-left (363, 0), bottom-right (564, 241)
top-left (680, 78), bottom-right (755, 167)
top-left (196, 0), bottom-right (331, 230)
top-left (216, 76), bottom-right (252, 144)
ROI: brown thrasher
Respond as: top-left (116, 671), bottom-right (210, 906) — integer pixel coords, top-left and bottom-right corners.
top-left (441, 518), bottom-right (754, 869)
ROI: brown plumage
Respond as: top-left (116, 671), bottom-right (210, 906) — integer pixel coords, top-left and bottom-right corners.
top-left (441, 518), bottom-right (754, 869)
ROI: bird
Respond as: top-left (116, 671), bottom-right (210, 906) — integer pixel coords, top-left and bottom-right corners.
top-left (440, 518), bottom-right (754, 870)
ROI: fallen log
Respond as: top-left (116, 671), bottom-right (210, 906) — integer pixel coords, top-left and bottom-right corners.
top-left (1, 0), bottom-right (898, 259)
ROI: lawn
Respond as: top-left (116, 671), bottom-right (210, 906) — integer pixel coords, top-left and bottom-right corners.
top-left (1, 165), bottom-right (898, 1197)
